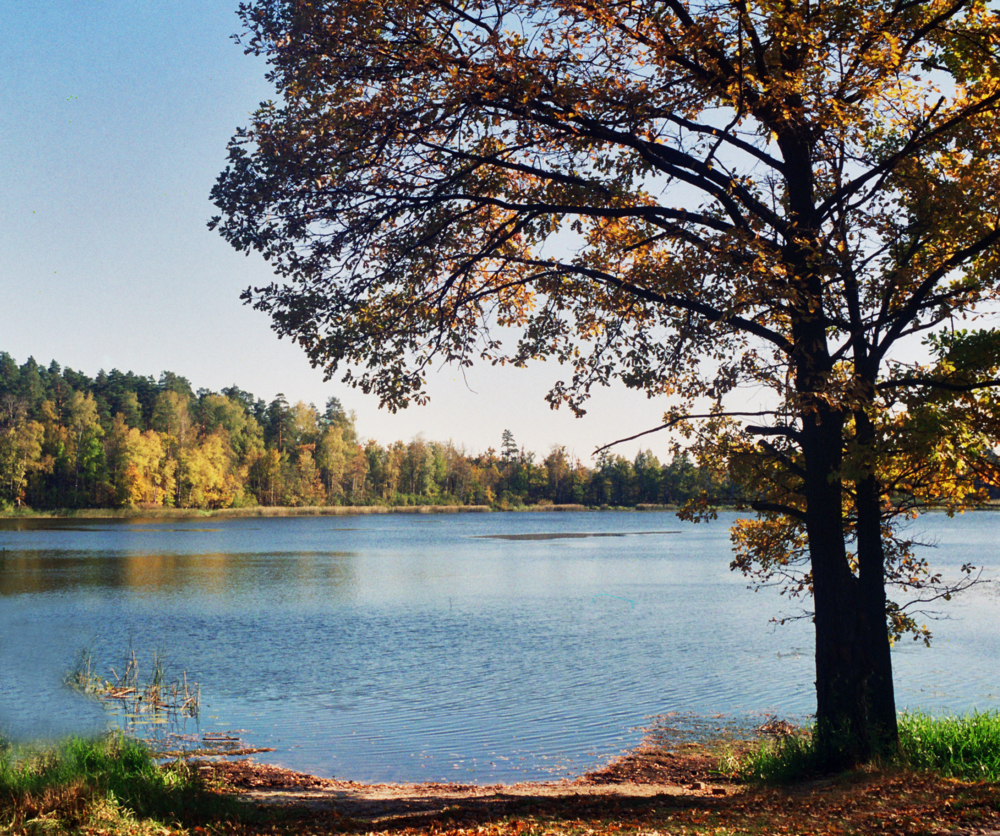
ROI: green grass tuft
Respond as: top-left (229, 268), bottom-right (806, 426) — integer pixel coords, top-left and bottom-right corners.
top-left (727, 711), bottom-right (1000, 784)
top-left (897, 710), bottom-right (1000, 781)
top-left (0, 733), bottom-right (252, 831)
top-left (724, 727), bottom-right (820, 783)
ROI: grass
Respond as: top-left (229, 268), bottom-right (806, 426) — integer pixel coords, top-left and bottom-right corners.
top-left (721, 723), bottom-right (819, 783)
top-left (897, 710), bottom-right (1000, 780)
top-left (728, 710), bottom-right (1000, 783)
top-left (0, 733), bottom-right (253, 833)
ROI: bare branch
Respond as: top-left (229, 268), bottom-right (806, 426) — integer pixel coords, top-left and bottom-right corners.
top-left (594, 410), bottom-right (782, 454)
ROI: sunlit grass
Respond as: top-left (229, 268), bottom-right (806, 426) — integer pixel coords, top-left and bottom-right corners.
top-left (0, 733), bottom-right (251, 833)
top-left (728, 711), bottom-right (1000, 783)
top-left (897, 710), bottom-right (1000, 780)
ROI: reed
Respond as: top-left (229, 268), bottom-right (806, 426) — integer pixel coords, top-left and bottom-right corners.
top-left (66, 647), bottom-right (200, 726)
top-left (153, 503), bottom-right (491, 518)
top-left (1, 503), bottom-right (494, 521)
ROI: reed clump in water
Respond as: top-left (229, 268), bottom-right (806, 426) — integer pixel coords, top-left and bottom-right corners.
top-left (66, 648), bottom-right (199, 723)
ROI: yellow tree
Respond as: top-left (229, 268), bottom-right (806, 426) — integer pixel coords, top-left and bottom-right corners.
top-left (317, 423), bottom-right (349, 500)
top-left (35, 400), bottom-right (68, 504)
top-left (289, 401), bottom-right (321, 446)
top-left (177, 431), bottom-right (241, 509)
top-left (347, 442), bottom-right (370, 502)
top-left (289, 444), bottom-right (328, 504)
top-left (66, 391), bottom-right (105, 504)
top-left (132, 429), bottom-right (176, 506)
top-left (213, 0), bottom-right (1000, 765)
top-left (0, 401), bottom-right (43, 508)
top-left (105, 415), bottom-right (178, 507)
top-left (384, 440), bottom-right (407, 500)
top-left (247, 447), bottom-right (284, 505)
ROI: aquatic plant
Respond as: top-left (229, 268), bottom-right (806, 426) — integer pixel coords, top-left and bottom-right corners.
top-left (66, 647), bottom-right (199, 726)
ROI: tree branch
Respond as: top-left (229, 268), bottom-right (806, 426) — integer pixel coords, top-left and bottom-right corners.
top-left (878, 376), bottom-right (1000, 393)
top-left (506, 256), bottom-right (795, 353)
top-left (746, 424), bottom-right (803, 442)
top-left (594, 410), bottom-right (782, 454)
top-left (750, 500), bottom-right (807, 522)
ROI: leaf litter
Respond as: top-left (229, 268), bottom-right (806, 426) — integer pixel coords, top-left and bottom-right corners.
top-left (191, 719), bottom-right (1000, 836)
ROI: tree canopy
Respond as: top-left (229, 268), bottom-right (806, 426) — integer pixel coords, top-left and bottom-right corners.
top-left (212, 0), bottom-right (1000, 766)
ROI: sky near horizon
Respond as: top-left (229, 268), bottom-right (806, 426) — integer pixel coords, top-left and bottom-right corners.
top-left (0, 0), bottom-right (708, 464)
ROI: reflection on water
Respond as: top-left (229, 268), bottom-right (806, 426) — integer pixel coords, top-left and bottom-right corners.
top-left (0, 551), bottom-right (357, 596)
top-left (0, 511), bottom-right (997, 782)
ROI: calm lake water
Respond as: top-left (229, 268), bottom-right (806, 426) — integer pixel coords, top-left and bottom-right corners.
top-left (1, 510), bottom-right (997, 782)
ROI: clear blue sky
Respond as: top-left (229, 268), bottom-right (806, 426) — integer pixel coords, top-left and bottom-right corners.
top-left (1, 0), bottom-right (690, 463)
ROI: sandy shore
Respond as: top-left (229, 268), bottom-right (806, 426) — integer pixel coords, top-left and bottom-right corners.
top-left (201, 743), bottom-right (736, 822)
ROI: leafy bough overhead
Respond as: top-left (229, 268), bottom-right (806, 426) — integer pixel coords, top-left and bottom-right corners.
top-left (212, 0), bottom-right (1000, 766)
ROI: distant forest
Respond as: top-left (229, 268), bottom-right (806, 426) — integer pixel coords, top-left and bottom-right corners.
top-left (0, 352), bottom-right (740, 511)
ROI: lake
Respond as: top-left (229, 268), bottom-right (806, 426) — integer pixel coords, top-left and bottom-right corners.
top-left (0, 510), bottom-right (997, 783)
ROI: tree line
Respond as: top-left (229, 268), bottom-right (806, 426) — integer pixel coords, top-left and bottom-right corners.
top-left (0, 352), bottom-right (737, 511)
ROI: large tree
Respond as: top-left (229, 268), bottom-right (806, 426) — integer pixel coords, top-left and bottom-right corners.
top-left (212, 0), bottom-right (1000, 765)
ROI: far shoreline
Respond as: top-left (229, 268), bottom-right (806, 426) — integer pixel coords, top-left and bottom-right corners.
top-left (2, 502), bottom-right (996, 523)
top-left (0, 503), bottom-right (692, 522)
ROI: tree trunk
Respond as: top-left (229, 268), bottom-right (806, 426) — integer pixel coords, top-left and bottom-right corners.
top-left (854, 411), bottom-right (900, 756)
top-left (779, 140), bottom-right (898, 765)
top-left (803, 411), bottom-right (897, 767)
